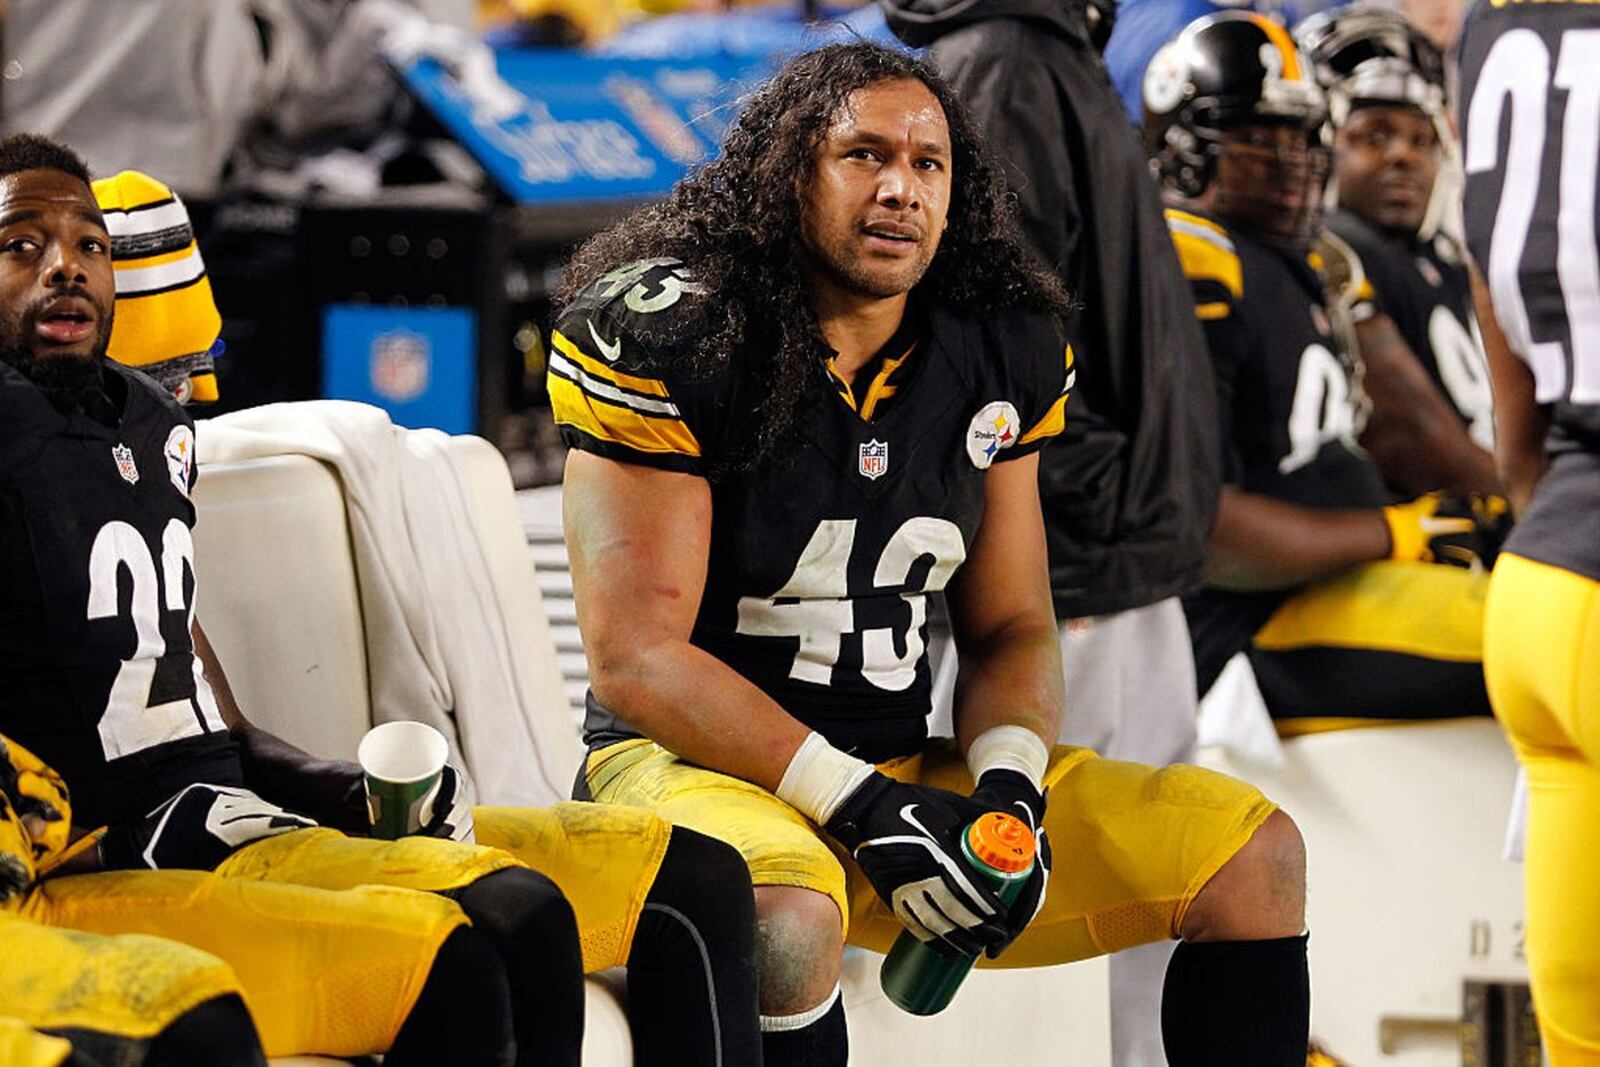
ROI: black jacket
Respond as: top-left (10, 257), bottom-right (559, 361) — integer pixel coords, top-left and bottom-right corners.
top-left (885, 0), bottom-right (1221, 618)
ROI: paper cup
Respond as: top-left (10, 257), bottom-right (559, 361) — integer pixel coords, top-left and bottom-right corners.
top-left (358, 721), bottom-right (449, 840)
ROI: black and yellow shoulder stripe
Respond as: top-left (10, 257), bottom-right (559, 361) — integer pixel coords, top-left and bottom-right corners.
top-left (547, 322), bottom-right (701, 458)
top-left (1019, 343), bottom-right (1075, 446)
top-left (93, 171), bottom-right (221, 403)
top-left (1165, 209), bottom-right (1243, 321)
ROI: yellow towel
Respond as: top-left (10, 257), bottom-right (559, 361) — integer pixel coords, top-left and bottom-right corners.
top-left (92, 171), bottom-right (222, 404)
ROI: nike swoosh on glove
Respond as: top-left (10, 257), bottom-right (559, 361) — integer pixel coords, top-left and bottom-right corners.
top-left (1383, 492), bottom-right (1505, 570)
top-left (824, 772), bottom-right (1006, 957)
top-left (415, 764), bottom-right (475, 843)
top-left (969, 768), bottom-right (1051, 958)
top-left (99, 783), bottom-right (317, 871)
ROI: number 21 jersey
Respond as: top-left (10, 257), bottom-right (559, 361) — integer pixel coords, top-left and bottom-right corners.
top-left (1461, 0), bottom-right (1600, 582)
top-left (550, 260), bottom-right (1072, 762)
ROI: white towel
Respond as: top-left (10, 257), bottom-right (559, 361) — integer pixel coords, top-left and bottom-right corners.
top-left (197, 400), bottom-right (569, 806)
top-left (1196, 653), bottom-right (1286, 770)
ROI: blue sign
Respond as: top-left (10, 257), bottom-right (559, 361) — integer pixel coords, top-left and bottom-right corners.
top-left (323, 305), bottom-right (477, 434)
top-left (395, 5), bottom-right (898, 206)
top-left (400, 50), bottom-right (753, 205)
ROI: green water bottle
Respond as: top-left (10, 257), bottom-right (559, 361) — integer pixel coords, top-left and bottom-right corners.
top-left (879, 810), bottom-right (1037, 1015)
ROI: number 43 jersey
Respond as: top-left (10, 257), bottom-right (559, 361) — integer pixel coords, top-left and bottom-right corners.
top-left (551, 260), bottom-right (1072, 763)
top-left (0, 361), bottom-right (240, 830)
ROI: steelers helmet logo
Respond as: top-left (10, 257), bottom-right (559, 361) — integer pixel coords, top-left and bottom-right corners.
top-left (1144, 44), bottom-right (1190, 116)
top-left (966, 401), bottom-right (1022, 470)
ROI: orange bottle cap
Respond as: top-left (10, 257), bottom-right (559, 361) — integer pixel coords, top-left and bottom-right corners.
top-left (966, 812), bottom-right (1035, 873)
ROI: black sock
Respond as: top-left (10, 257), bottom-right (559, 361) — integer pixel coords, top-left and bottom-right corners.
top-left (141, 993), bottom-right (266, 1067)
top-left (760, 987), bottom-right (846, 1067)
top-left (447, 867), bottom-right (585, 1067)
top-left (388, 925), bottom-right (514, 1067)
top-left (1162, 934), bottom-right (1310, 1066)
top-left (626, 827), bottom-right (762, 1067)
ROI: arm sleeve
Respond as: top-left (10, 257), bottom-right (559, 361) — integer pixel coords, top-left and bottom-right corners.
top-left (1165, 211), bottom-right (1249, 484)
top-left (996, 313), bottom-right (1075, 463)
top-left (547, 266), bottom-right (719, 475)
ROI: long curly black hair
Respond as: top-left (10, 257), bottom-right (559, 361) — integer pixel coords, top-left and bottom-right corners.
top-left (560, 42), bottom-right (1071, 473)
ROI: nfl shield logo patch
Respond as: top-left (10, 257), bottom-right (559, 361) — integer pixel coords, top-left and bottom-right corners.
top-left (112, 443), bottom-right (139, 485)
top-left (859, 439), bottom-right (888, 480)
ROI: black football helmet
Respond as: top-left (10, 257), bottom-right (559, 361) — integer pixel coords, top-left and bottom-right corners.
top-left (1143, 10), bottom-right (1330, 239)
top-left (1294, 4), bottom-right (1447, 129)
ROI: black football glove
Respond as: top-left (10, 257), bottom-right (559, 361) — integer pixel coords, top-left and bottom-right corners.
top-left (824, 772), bottom-right (1007, 957)
top-left (99, 783), bottom-right (317, 871)
top-left (969, 768), bottom-right (1051, 958)
top-left (415, 764), bottom-right (475, 843)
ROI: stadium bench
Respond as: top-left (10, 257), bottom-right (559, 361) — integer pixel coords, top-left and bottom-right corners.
top-left (1200, 695), bottom-right (1528, 1064)
top-left (192, 429), bottom-right (1110, 1065)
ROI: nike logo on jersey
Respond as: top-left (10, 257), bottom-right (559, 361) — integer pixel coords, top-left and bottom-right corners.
top-left (588, 320), bottom-right (622, 363)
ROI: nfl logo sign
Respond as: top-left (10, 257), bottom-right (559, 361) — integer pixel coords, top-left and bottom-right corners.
top-left (858, 439), bottom-right (888, 480)
top-left (111, 443), bottom-right (139, 485)
top-left (370, 330), bottom-right (431, 403)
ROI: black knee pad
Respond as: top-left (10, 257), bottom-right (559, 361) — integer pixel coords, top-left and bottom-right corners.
top-left (141, 993), bottom-right (266, 1067)
top-left (640, 826), bottom-right (757, 939)
top-left (387, 924), bottom-right (514, 1067)
top-left (448, 867), bottom-right (584, 1067)
top-left (453, 867), bottom-right (580, 953)
top-left (627, 828), bottom-right (762, 1067)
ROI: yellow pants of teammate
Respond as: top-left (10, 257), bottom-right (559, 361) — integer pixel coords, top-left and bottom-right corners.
top-left (214, 801), bottom-right (674, 974)
top-left (586, 737), bottom-right (1275, 964)
top-left (1252, 560), bottom-right (1491, 735)
top-left (0, 1017), bottom-right (71, 1067)
top-left (13, 870), bottom-right (465, 1059)
top-left (1485, 553), bottom-right (1600, 1064)
top-left (0, 910), bottom-right (240, 1066)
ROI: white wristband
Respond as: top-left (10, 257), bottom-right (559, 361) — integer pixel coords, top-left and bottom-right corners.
top-left (775, 732), bottom-right (875, 825)
top-left (966, 725), bottom-right (1049, 793)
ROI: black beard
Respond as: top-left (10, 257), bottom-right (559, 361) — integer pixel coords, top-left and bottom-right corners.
top-left (0, 344), bottom-right (109, 415)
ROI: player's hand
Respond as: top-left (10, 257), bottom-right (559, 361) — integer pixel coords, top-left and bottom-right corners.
top-left (1382, 492), bottom-right (1508, 569)
top-left (415, 764), bottom-right (475, 843)
top-left (969, 768), bottom-right (1051, 958)
top-left (99, 783), bottom-right (317, 871)
top-left (823, 772), bottom-right (1006, 957)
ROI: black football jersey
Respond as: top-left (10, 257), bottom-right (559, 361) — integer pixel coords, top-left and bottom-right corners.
top-left (1165, 208), bottom-right (1392, 692)
top-left (550, 259), bottom-right (1073, 762)
top-left (1329, 209), bottom-right (1494, 449)
top-left (1164, 209), bottom-right (1389, 509)
top-left (1460, 0), bottom-right (1600, 582)
top-left (0, 361), bottom-right (240, 829)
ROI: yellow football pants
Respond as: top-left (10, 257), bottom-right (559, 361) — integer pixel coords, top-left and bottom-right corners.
top-left (1485, 552), bottom-right (1600, 1064)
top-left (17, 869), bottom-right (465, 1059)
top-left (0, 1017), bottom-right (71, 1067)
top-left (214, 802), bottom-right (674, 974)
top-left (1251, 560), bottom-right (1491, 735)
top-left (586, 737), bottom-right (1276, 966)
top-left (0, 911), bottom-right (238, 1063)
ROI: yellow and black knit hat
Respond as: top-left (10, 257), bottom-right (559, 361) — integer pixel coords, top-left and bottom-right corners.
top-left (92, 171), bottom-right (222, 404)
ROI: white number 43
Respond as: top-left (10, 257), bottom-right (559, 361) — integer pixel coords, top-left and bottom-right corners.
top-left (736, 517), bottom-right (965, 692)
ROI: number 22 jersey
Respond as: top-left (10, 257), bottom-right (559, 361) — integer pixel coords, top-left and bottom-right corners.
top-left (550, 260), bottom-right (1072, 763)
top-left (0, 360), bottom-right (240, 830)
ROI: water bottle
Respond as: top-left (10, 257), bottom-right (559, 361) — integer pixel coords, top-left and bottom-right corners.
top-left (879, 810), bottom-right (1037, 1015)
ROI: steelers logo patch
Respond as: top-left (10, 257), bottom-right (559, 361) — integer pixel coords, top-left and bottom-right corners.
top-left (165, 425), bottom-right (195, 498)
top-left (966, 401), bottom-right (1021, 470)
